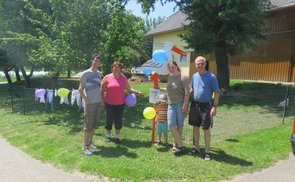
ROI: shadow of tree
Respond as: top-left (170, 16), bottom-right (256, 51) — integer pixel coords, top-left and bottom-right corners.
top-left (92, 145), bottom-right (137, 158)
top-left (116, 138), bottom-right (152, 149)
top-left (210, 148), bottom-right (253, 166)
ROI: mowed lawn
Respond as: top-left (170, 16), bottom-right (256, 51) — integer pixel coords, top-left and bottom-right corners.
top-left (0, 78), bottom-right (294, 181)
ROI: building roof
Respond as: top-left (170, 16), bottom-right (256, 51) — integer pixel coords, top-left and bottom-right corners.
top-left (146, 11), bottom-right (190, 36)
top-left (146, 0), bottom-right (295, 36)
top-left (271, 0), bottom-right (295, 7)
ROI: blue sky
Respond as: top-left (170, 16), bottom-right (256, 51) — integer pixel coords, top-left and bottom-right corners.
top-left (125, 0), bottom-right (178, 19)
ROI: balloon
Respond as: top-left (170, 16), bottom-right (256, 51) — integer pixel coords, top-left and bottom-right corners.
top-left (143, 69), bottom-right (153, 75)
top-left (143, 107), bottom-right (156, 119)
top-left (152, 50), bottom-right (168, 63)
top-left (125, 93), bottom-right (137, 107)
top-left (35, 89), bottom-right (46, 98)
top-left (57, 88), bottom-right (70, 97)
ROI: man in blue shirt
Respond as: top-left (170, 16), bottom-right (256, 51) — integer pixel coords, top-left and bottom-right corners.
top-left (189, 56), bottom-right (220, 160)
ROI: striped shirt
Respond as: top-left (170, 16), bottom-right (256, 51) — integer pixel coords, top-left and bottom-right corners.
top-left (156, 104), bottom-right (168, 122)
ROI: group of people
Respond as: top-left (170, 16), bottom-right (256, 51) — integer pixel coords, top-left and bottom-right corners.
top-left (155, 56), bottom-right (219, 160)
top-left (79, 54), bottom-right (219, 161)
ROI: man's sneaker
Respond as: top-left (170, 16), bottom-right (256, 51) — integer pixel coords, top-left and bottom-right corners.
top-left (82, 145), bottom-right (92, 156)
top-left (89, 143), bottom-right (98, 149)
top-left (87, 139), bottom-right (98, 149)
top-left (106, 136), bottom-right (111, 143)
top-left (204, 153), bottom-right (211, 160)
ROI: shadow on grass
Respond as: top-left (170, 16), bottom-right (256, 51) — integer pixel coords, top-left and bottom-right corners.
top-left (92, 145), bottom-right (137, 158)
top-left (210, 148), bottom-right (253, 166)
top-left (42, 109), bottom-right (85, 133)
top-left (117, 138), bottom-right (152, 149)
top-left (225, 139), bottom-right (239, 142)
top-left (220, 82), bottom-right (295, 117)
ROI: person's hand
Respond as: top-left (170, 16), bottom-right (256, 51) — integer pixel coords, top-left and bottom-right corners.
top-left (84, 97), bottom-right (91, 106)
top-left (210, 106), bottom-right (217, 117)
top-left (101, 101), bottom-right (105, 107)
top-left (181, 105), bottom-right (187, 114)
top-left (137, 91), bottom-right (144, 97)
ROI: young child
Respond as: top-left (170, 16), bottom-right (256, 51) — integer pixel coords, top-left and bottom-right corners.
top-left (155, 94), bottom-right (168, 145)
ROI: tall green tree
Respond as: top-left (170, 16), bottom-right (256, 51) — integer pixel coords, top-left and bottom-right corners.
top-left (179, 0), bottom-right (267, 90)
top-left (134, 0), bottom-right (269, 90)
top-left (0, 0), bottom-right (148, 87)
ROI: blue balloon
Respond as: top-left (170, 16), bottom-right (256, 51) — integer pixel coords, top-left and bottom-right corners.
top-left (143, 69), bottom-right (152, 75)
top-left (152, 50), bottom-right (168, 63)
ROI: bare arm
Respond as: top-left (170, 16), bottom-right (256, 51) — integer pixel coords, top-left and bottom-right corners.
top-left (125, 76), bottom-right (144, 96)
top-left (100, 76), bottom-right (107, 104)
top-left (210, 91), bottom-right (219, 116)
top-left (78, 82), bottom-right (90, 105)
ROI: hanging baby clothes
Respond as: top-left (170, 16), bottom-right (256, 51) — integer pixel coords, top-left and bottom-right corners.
top-left (35, 88), bottom-right (46, 103)
top-left (58, 88), bottom-right (70, 105)
top-left (60, 95), bottom-right (70, 105)
top-left (34, 88), bottom-right (38, 101)
top-left (54, 89), bottom-right (58, 97)
top-left (46, 89), bottom-right (54, 103)
top-left (71, 89), bottom-right (82, 107)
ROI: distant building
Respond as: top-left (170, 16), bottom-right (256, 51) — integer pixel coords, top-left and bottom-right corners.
top-left (146, 0), bottom-right (295, 82)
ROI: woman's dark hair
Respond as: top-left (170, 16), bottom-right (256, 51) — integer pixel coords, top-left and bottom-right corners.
top-left (167, 61), bottom-right (181, 72)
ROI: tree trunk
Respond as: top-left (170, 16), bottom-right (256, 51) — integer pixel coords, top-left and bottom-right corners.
top-left (14, 67), bottom-right (21, 82)
top-left (215, 41), bottom-right (230, 91)
top-left (51, 76), bottom-right (58, 90)
top-left (4, 68), bottom-right (12, 85)
top-left (19, 65), bottom-right (32, 88)
top-left (67, 65), bottom-right (71, 78)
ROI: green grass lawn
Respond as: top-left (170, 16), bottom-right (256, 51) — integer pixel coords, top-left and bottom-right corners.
top-left (0, 78), bottom-right (294, 181)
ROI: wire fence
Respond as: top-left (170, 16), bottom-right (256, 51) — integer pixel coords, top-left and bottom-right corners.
top-left (0, 82), bottom-right (295, 144)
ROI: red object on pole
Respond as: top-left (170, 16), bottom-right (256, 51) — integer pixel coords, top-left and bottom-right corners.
top-left (171, 46), bottom-right (187, 56)
top-left (293, 119), bottom-right (295, 134)
top-left (149, 73), bottom-right (159, 143)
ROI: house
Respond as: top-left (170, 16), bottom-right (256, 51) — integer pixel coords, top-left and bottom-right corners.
top-left (146, 0), bottom-right (295, 82)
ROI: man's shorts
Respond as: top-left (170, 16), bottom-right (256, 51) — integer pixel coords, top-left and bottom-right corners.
top-left (84, 103), bottom-right (101, 131)
top-left (188, 101), bottom-right (212, 130)
top-left (156, 121), bottom-right (168, 134)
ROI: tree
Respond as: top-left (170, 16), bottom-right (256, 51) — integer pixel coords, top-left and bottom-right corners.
top-left (0, 0), bottom-right (148, 87)
top-left (134, 0), bottom-right (269, 91)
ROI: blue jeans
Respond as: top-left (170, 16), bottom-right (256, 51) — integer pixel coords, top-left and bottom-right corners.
top-left (167, 103), bottom-right (186, 128)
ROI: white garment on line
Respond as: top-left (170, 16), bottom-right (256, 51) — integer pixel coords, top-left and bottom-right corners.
top-left (54, 89), bottom-right (58, 97)
top-left (46, 89), bottom-right (53, 103)
top-left (34, 88), bottom-right (38, 101)
top-left (60, 95), bottom-right (69, 105)
top-left (71, 89), bottom-right (82, 107)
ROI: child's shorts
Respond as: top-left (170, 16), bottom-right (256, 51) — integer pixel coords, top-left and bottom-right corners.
top-left (156, 121), bottom-right (168, 134)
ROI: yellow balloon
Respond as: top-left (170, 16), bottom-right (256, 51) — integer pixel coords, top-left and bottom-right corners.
top-left (57, 88), bottom-right (70, 97)
top-left (143, 107), bottom-right (156, 119)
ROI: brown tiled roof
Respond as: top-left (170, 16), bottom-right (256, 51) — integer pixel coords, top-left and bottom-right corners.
top-left (146, 0), bottom-right (295, 36)
top-left (146, 11), bottom-right (190, 36)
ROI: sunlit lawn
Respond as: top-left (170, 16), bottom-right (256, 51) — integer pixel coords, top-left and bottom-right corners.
top-left (0, 78), bottom-right (294, 181)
